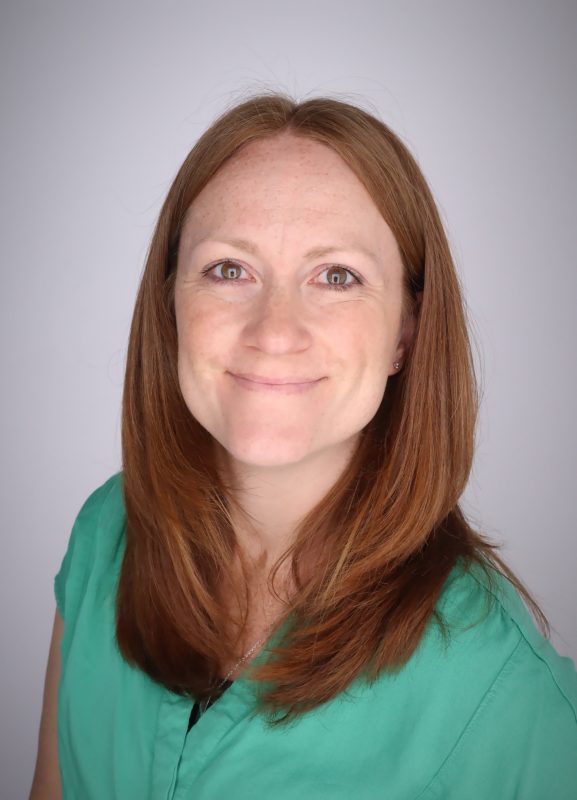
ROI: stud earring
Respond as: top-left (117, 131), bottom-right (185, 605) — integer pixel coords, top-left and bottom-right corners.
top-left (393, 361), bottom-right (401, 370)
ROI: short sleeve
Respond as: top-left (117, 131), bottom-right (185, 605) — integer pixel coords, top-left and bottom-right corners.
top-left (54, 473), bottom-right (123, 620)
top-left (418, 635), bottom-right (577, 799)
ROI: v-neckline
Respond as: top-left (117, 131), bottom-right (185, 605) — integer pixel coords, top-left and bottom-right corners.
top-left (151, 619), bottom-right (291, 795)
top-left (187, 679), bottom-right (235, 732)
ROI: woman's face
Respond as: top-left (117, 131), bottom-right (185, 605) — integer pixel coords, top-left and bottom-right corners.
top-left (174, 132), bottom-right (412, 470)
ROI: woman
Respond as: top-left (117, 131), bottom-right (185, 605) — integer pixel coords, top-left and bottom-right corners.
top-left (31, 93), bottom-right (577, 799)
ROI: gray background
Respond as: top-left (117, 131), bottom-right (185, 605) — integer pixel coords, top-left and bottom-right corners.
top-left (1, 1), bottom-right (576, 796)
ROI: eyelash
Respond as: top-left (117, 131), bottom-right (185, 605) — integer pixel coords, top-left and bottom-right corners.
top-left (199, 260), bottom-right (363, 292)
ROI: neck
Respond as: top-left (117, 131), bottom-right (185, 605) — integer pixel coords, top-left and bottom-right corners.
top-left (216, 435), bottom-right (360, 572)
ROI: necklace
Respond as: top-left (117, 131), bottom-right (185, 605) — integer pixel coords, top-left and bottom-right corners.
top-left (197, 631), bottom-right (270, 717)
top-left (221, 633), bottom-right (269, 682)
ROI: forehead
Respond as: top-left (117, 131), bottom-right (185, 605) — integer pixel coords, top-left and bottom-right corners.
top-left (180, 134), bottom-right (398, 260)
top-left (186, 135), bottom-right (372, 221)
top-left (208, 133), bottom-right (358, 187)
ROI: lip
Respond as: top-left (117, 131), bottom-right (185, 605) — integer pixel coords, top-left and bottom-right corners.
top-left (229, 371), bottom-right (325, 394)
top-left (231, 372), bottom-right (321, 385)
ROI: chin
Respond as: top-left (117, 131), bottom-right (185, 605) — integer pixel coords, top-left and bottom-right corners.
top-left (220, 436), bottom-right (316, 469)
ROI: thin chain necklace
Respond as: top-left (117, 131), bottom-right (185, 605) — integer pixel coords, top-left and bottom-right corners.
top-left (222, 634), bottom-right (269, 682)
top-left (198, 631), bottom-right (271, 717)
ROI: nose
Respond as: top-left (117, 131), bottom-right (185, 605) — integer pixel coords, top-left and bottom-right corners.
top-left (242, 285), bottom-right (313, 355)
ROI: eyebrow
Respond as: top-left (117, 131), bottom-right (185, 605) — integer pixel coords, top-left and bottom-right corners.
top-left (191, 236), bottom-right (379, 264)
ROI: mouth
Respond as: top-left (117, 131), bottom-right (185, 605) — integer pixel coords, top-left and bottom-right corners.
top-left (228, 372), bottom-right (325, 394)
top-left (231, 371), bottom-right (322, 385)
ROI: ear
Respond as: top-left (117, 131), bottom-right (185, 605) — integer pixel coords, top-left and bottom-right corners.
top-left (388, 291), bottom-right (422, 375)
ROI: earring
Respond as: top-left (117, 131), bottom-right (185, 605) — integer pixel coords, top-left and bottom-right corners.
top-left (393, 361), bottom-right (401, 370)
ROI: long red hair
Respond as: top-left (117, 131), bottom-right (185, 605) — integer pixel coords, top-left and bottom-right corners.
top-left (116, 91), bottom-right (547, 722)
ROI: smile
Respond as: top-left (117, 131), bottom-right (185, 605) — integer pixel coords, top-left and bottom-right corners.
top-left (228, 372), bottom-right (325, 395)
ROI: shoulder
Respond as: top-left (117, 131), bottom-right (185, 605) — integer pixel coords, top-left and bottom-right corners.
top-left (64, 471), bottom-right (125, 539)
top-left (66, 471), bottom-right (125, 562)
top-left (437, 558), bottom-right (577, 714)
top-left (413, 559), bottom-right (577, 798)
top-left (76, 471), bottom-right (125, 526)
top-left (54, 472), bottom-right (126, 620)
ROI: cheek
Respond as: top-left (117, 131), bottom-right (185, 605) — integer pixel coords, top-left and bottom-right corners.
top-left (340, 306), bottom-right (397, 373)
top-left (339, 309), bottom-right (399, 411)
top-left (174, 299), bottom-right (234, 426)
top-left (175, 296), bottom-right (233, 373)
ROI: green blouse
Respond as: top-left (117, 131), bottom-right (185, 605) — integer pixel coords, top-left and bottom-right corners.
top-left (55, 473), bottom-right (577, 799)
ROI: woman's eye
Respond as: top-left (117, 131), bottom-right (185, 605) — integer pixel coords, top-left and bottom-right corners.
top-left (200, 261), bottom-right (361, 292)
top-left (201, 260), bottom-right (248, 282)
top-left (317, 266), bottom-right (361, 291)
